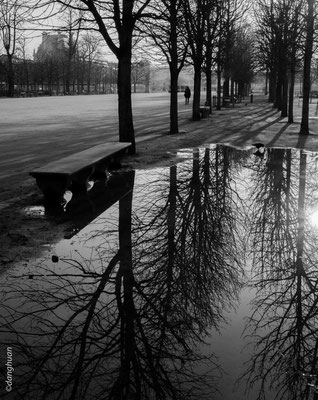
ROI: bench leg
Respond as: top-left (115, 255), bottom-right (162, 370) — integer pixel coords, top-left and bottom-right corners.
top-left (70, 166), bottom-right (95, 194)
top-left (35, 176), bottom-right (69, 205)
top-left (91, 161), bottom-right (108, 181)
top-left (108, 156), bottom-right (123, 170)
top-left (90, 157), bottom-right (122, 181)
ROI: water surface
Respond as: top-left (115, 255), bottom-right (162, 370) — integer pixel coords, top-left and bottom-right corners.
top-left (1, 144), bottom-right (318, 400)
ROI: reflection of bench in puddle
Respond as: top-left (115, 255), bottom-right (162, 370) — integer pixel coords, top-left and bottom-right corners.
top-left (30, 142), bottom-right (132, 204)
top-left (63, 171), bottom-right (135, 238)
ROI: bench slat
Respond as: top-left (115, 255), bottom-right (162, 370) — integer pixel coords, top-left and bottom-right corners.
top-left (30, 142), bottom-right (131, 177)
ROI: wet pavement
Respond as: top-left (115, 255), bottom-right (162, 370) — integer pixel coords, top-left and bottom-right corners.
top-left (2, 144), bottom-right (318, 399)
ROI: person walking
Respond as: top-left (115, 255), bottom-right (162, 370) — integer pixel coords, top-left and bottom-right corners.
top-left (184, 86), bottom-right (191, 105)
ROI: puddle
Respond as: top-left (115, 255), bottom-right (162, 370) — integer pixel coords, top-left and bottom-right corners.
top-left (2, 144), bottom-right (318, 399)
top-left (23, 205), bottom-right (47, 217)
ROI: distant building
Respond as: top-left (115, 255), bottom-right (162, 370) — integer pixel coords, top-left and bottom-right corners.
top-left (34, 32), bottom-right (67, 62)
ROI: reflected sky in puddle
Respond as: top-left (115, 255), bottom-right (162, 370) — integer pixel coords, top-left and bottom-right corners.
top-left (2, 144), bottom-right (318, 399)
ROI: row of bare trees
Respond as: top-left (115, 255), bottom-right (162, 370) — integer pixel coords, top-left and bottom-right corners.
top-left (0, 32), bottom-right (151, 97)
top-left (2, 0), bottom-right (318, 148)
top-left (0, 51), bottom-right (118, 97)
top-left (1, 0), bottom-right (255, 154)
top-left (2, 0), bottom-right (317, 147)
top-left (254, 0), bottom-right (317, 135)
top-left (143, 0), bottom-right (254, 124)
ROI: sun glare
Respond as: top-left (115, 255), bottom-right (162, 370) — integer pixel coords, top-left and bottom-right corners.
top-left (308, 209), bottom-right (318, 229)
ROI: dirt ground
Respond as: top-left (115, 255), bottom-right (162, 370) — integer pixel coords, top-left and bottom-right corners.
top-left (1, 94), bottom-right (318, 269)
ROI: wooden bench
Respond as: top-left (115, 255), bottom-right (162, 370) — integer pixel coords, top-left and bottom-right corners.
top-left (30, 142), bottom-right (132, 204)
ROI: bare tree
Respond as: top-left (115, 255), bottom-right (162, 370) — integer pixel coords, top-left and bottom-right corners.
top-left (62, 8), bottom-right (82, 94)
top-left (131, 58), bottom-right (150, 93)
top-left (254, 0), bottom-right (311, 123)
top-left (300, 0), bottom-right (316, 134)
top-left (78, 32), bottom-right (102, 93)
top-left (214, 0), bottom-right (246, 110)
top-left (202, 0), bottom-right (221, 112)
top-left (0, 0), bottom-right (29, 96)
top-left (182, 0), bottom-right (208, 120)
top-left (15, 37), bottom-right (32, 92)
top-left (30, 0), bottom-right (155, 154)
top-left (141, 0), bottom-right (188, 134)
top-left (230, 25), bottom-right (255, 99)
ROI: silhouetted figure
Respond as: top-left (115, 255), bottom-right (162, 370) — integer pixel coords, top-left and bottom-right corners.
top-left (184, 86), bottom-right (191, 105)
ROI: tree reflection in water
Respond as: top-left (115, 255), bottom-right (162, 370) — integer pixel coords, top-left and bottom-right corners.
top-left (243, 148), bottom-right (318, 400)
top-left (0, 148), bottom-right (245, 399)
top-left (4, 145), bottom-right (318, 399)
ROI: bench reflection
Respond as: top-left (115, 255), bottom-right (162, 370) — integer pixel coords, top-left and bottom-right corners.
top-left (46, 170), bottom-right (135, 238)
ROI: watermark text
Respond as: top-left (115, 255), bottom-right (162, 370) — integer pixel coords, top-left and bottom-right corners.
top-left (5, 347), bottom-right (13, 392)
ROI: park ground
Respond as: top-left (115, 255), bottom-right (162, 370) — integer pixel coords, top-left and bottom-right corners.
top-left (1, 92), bottom-right (318, 267)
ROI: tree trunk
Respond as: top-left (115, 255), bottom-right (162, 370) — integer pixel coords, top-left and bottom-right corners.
top-left (281, 72), bottom-right (288, 118)
top-left (168, 166), bottom-right (177, 266)
top-left (169, 63), bottom-right (179, 134)
top-left (118, 55), bottom-right (135, 153)
top-left (205, 65), bottom-right (212, 114)
top-left (265, 71), bottom-right (268, 95)
top-left (288, 4), bottom-right (300, 123)
top-left (87, 64), bottom-right (91, 94)
top-left (111, 178), bottom-right (135, 398)
top-left (7, 54), bottom-right (14, 97)
top-left (223, 77), bottom-right (230, 99)
top-left (300, 0), bottom-right (315, 135)
top-left (288, 68), bottom-right (296, 123)
top-left (65, 56), bottom-right (72, 94)
top-left (274, 77), bottom-right (283, 110)
top-left (192, 63), bottom-right (201, 121)
top-left (144, 70), bottom-right (150, 93)
top-left (268, 71), bottom-right (276, 103)
top-left (230, 78), bottom-right (234, 104)
top-left (216, 60), bottom-right (222, 111)
top-left (168, 7), bottom-right (180, 135)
